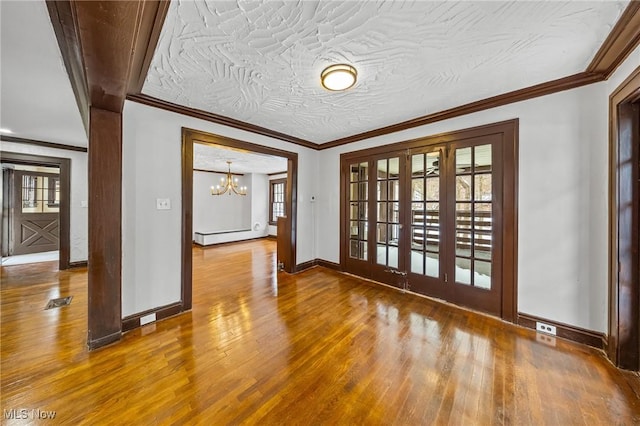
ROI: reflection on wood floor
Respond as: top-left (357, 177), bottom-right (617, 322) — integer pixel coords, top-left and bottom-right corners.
top-left (1, 239), bottom-right (639, 424)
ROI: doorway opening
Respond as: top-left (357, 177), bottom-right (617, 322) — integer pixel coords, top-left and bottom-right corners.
top-left (340, 120), bottom-right (518, 321)
top-left (181, 128), bottom-right (298, 310)
top-left (0, 152), bottom-right (71, 270)
top-left (2, 164), bottom-right (60, 265)
top-left (191, 142), bottom-right (288, 246)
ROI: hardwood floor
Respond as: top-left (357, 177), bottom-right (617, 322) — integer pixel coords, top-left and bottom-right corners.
top-left (1, 239), bottom-right (639, 424)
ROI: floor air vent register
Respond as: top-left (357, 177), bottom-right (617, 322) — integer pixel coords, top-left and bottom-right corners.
top-left (45, 296), bottom-right (73, 310)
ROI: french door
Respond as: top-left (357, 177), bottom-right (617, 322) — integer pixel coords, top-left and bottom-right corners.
top-left (345, 151), bottom-right (408, 288)
top-left (341, 123), bottom-right (516, 319)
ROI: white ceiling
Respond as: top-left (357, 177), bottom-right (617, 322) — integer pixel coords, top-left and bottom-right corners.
top-left (194, 142), bottom-right (287, 174)
top-left (143, 0), bottom-right (628, 145)
top-left (0, 1), bottom-right (630, 150)
top-left (0, 1), bottom-right (87, 147)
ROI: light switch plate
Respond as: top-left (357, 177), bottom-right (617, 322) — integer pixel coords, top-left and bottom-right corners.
top-left (156, 198), bottom-right (171, 210)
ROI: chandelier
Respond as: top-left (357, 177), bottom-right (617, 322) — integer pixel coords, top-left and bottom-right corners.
top-left (210, 161), bottom-right (247, 196)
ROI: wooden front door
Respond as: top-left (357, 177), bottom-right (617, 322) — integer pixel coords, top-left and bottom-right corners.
top-left (12, 171), bottom-right (60, 255)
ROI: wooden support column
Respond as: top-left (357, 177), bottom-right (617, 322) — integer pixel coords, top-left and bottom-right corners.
top-left (88, 107), bottom-right (123, 349)
top-left (47, 0), bottom-right (170, 350)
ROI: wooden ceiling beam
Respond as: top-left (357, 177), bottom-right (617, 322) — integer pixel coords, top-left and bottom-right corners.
top-left (73, 1), bottom-right (141, 113)
top-left (46, 0), bottom-right (170, 132)
top-left (127, 1), bottom-right (171, 95)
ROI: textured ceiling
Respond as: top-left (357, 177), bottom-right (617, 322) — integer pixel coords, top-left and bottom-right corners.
top-left (143, 0), bottom-right (628, 145)
top-left (193, 142), bottom-right (287, 174)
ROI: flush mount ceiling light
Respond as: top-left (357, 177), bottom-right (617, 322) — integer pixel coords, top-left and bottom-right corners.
top-left (321, 64), bottom-right (357, 91)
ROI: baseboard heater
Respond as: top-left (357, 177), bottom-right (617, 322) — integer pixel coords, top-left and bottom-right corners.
top-left (194, 229), bottom-right (255, 246)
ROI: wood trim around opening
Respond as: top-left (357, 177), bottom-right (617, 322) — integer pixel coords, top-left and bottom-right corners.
top-left (181, 127), bottom-right (299, 304)
top-left (608, 65), bottom-right (640, 370)
top-left (0, 151), bottom-right (72, 270)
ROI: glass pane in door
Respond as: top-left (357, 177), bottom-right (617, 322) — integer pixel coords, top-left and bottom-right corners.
top-left (348, 162), bottom-right (369, 260)
top-left (376, 157), bottom-right (401, 268)
top-left (410, 151), bottom-right (440, 278)
top-left (21, 175), bottom-right (60, 213)
top-left (454, 144), bottom-right (493, 288)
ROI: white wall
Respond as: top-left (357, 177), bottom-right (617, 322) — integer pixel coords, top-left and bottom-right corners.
top-left (0, 141), bottom-right (88, 262)
top-left (317, 82), bottom-right (609, 332)
top-left (251, 173), bottom-right (269, 236)
top-left (193, 170), bottom-right (252, 234)
top-left (193, 172), bottom-right (269, 245)
top-left (122, 101), bottom-right (318, 317)
top-left (120, 45), bottom-right (637, 326)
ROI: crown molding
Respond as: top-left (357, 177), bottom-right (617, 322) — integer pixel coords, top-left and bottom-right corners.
top-left (126, 94), bottom-right (318, 150)
top-left (587, 1), bottom-right (640, 79)
top-left (124, 2), bottom-right (636, 152)
top-left (0, 135), bottom-right (87, 153)
top-left (130, 71), bottom-right (603, 152)
top-left (318, 71), bottom-right (604, 150)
